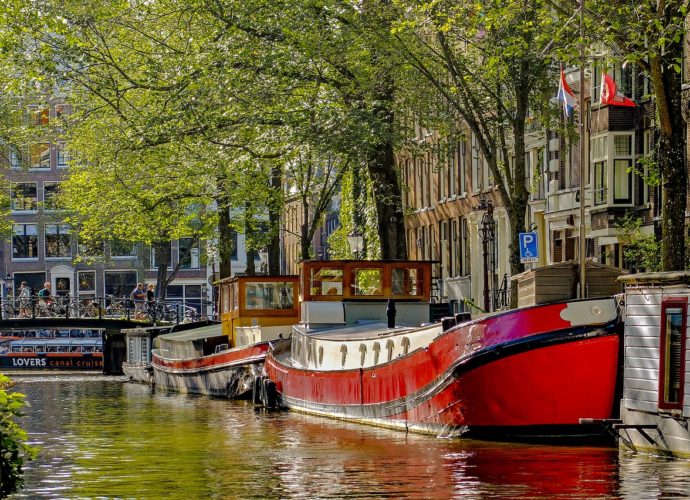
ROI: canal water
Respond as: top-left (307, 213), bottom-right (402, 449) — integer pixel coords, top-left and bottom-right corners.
top-left (7, 374), bottom-right (690, 499)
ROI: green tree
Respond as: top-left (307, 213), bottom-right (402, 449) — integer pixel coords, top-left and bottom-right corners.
top-left (391, 0), bottom-right (559, 275)
top-left (0, 374), bottom-right (37, 496)
top-left (582, 0), bottom-right (687, 271)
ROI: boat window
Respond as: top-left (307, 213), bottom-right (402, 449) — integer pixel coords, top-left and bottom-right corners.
top-left (310, 268), bottom-right (343, 296)
top-left (392, 268), bottom-right (423, 296)
top-left (57, 345), bottom-right (69, 353)
top-left (245, 282), bottom-right (295, 309)
top-left (659, 299), bottom-right (687, 410)
top-left (351, 268), bottom-right (383, 296)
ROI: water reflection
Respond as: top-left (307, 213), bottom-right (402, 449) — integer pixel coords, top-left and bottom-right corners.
top-left (8, 375), bottom-right (690, 498)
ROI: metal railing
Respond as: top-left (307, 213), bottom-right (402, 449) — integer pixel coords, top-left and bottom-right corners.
top-left (492, 274), bottom-right (511, 311)
top-left (0, 295), bottom-right (212, 324)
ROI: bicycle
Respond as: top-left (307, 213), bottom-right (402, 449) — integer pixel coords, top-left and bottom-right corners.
top-left (105, 296), bottom-right (129, 318)
top-left (146, 301), bottom-right (177, 322)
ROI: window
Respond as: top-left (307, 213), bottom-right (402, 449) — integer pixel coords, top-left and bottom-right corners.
top-left (613, 159), bottom-right (632, 203)
top-left (165, 284), bottom-right (204, 312)
top-left (29, 143), bottom-right (50, 169)
top-left (29, 107), bottom-right (49, 126)
top-left (11, 183), bottom-right (37, 211)
top-left (56, 142), bottom-right (69, 168)
top-left (391, 268), bottom-right (422, 296)
top-left (110, 240), bottom-right (136, 258)
top-left (613, 135), bottom-right (634, 204)
top-left (78, 271), bottom-right (97, 298)
top-left (462, 217), bottom-right (471, 276)
top-left (459, 139), bottom-right (467, 195)
top-left (351, 268), bottom-right (383, 296)
top-left (179, 238), bottom-right (200, 269)
top-left (12, 224), bottom-right (38, 259)
top-left (9, 147), bottom-right (20, 169)
top-left (447, 143), bottom-right (457, 198)
top-left (471, 134), bottom-right (481, 192)
top-left (594, 161), bottom-right (607, 205)
top-left (45, 224), bottom-right (72, 258)
top-left (43, 182), bottom-right (62, 210)
top-left (244, 281), bottom-right (294, 310)
top-left (659, 298), bottom-right (687, 410)
top-left (104, 271), bottom-right (137, 298)
top-left (55, 104), bottom-right (67, 119)
top-left (310, 267), bottom-right (343, 296)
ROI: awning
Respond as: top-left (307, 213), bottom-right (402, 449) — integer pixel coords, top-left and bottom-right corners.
top-left (155, 323), bottom-right (223, 343)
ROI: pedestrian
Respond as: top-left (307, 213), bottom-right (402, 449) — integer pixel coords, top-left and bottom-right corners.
top-left (37, 282), bottom-right (52, 305)
top-left (130, 283), bottom-right (146, 320)
top-left (18, 282), bottom-right (31, 318)
top-left (146, 283), bottom-right (155, 315)
top-left (37, 282), bottom-right (52, 316)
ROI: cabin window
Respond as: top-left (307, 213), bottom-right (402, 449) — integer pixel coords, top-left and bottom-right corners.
top-left (659, 298), bottom-right (687, 410)
top-left (351, 268), bottom-right (383, 296)
top-left (245, 281), bottom-right (295, 310)
top-left (392, 268), bottom-right (423, 296)
top-left (310, 268), bottom-right (343, 296)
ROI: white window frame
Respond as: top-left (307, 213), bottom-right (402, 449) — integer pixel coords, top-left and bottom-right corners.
top-left (12, 223), bottom-right (39, 261)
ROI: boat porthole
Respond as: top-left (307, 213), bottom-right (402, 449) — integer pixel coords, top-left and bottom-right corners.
top-left (340, 344), bottom-right (348, 367)
top-left (373, 342), bottom-right (381, 365)
top-left (591, 306), bottom-right (601, 315)
top-left (318, 346), bottom-right (324, 366)
top-left (359, 343), bottom-right (367, 367)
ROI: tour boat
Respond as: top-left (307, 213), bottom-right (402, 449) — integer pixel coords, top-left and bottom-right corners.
top-left (0, 329), bottom-right (104, 370)
top-left (151, 275), bottom-right (299, 398)
top-left (262, 260), bottom-right (622, 439)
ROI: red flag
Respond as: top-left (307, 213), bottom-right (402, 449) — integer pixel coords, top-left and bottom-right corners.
top-left (600, 73), bottom-right (635, 107)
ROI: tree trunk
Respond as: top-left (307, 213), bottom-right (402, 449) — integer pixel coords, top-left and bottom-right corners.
top-left (300, 195), bottom-right (311, 261)
top-left (268, 165), bottom-right (282, 275)
top-left (153, 241), bottom-right (170, 299)
top-left (216, 196), bottom-right (233, 278)
top-left (364, 0), bottom-right (407, 260)
top-left (650, 51), bottom-right (686, 271)
top-left (507, 61), bottom-right (530, 277)
top-left (244, 209), bottom-right (256, 276)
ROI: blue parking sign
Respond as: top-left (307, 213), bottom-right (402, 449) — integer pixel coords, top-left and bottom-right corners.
top-left (519, 232), bottom-right (538, 263)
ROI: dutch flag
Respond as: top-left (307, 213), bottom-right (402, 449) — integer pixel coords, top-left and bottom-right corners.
top-left (557, 68), bottom-right (577, 117)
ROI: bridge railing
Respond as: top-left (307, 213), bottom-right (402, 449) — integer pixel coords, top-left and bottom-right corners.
top-left (0, 295), bottom-right (215, 324)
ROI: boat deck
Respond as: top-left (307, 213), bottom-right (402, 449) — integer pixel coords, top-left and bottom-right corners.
top-left (296, 322), bottom-right (424, 341)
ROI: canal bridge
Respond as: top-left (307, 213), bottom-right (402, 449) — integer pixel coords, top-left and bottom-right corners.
top-left (0, 296), bottom-right (213, 374)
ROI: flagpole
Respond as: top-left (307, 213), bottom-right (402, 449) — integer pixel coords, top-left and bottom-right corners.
top-left (578, 0), bottom-right (587, 298)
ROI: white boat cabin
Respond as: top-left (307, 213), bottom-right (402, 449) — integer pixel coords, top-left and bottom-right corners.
top-left (619, 272), bottom-right (690, 457)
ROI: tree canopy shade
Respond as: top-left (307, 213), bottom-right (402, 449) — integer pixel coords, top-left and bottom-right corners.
top-left (1, 0), bottom-right (410, 262)
top-left (390, 0), bottom-right (560, 274)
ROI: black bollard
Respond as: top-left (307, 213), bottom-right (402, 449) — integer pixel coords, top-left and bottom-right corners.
top-left (386, 299), bottom-right (396, 329)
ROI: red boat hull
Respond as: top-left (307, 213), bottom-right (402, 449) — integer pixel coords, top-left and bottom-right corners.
top-left (152, 342), bottom-right (269, 398)
top-left (265, 303), bottom-right (621, 438)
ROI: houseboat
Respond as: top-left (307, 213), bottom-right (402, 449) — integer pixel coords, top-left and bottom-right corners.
top-left (122, 325), bottom-right (174, 384)
top-left (262, 260), bottom-right (623, 439)
top-left (151, 275), bottom-right (299, 398)
top-left (617, 271), bottom-right (690, 457)
top-left (0, 329), bottom-right (104, 370)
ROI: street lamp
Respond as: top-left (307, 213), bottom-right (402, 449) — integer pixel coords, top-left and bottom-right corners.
top-left (258, 247), bottom-right (269, 275)
top-left (347, 229), bottom-right (364, 259)
top-left (476, 197), bottom-right (496, 313)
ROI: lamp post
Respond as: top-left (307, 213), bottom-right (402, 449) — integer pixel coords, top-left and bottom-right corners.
top-left (477, 198), bottom-right (496, 312)
top-left (258, 247), bottom-right (269, 275)
top-left (347, 229), bottom-right (364, 259)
